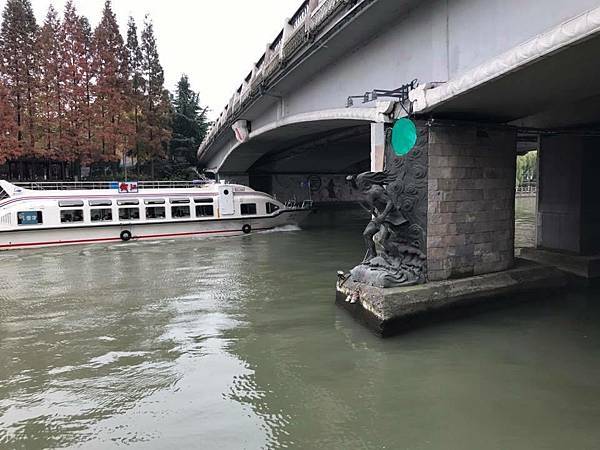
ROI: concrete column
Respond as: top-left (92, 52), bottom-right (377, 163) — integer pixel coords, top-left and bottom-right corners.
top-left (581, 145), bottom-right (600, 255)
top-left (370, 122), bottom-right (386, 172)
top-left (427, 124), bottom-right (517, 281)
top-left (264, 44), bottom-right (273, 62)
top-left (537, 135), bottom-right (600, 255)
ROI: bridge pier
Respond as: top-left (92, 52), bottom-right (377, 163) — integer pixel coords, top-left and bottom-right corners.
top-left (521, 134), bottom-right (600, 279)
top-left (426, 123), bottom-right (516, 281)
top-left (337, 120), bottom-right (567, 335)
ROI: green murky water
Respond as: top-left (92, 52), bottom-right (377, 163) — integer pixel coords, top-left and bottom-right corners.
top-left (1, 199), bottom-right (599, 449)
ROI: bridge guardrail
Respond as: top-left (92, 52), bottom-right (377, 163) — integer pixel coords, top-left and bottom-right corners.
top-left (283, 26), bottom-right (308, 59)
top-left (264, 57), bottom-right (281, 79)
top-left (310, 0), bottom-right (347, 32)
top-left (289, 0), bottom-right (310, 29)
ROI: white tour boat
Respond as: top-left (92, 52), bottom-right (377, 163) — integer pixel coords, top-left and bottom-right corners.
top-left (0, 180), bottom-right (312, 250)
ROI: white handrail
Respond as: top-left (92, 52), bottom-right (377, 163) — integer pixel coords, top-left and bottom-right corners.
top-left (14, 181), bottom-right (213, 191)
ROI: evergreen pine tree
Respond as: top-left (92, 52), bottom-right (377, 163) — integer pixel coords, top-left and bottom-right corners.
top-left (170, 74), bottom-right (209, 168)
top-left (0, 0), bottom-right (38, 156)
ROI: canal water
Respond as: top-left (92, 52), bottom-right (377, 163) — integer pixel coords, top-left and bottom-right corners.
top-left (1, 199), bottom-right (599, 449)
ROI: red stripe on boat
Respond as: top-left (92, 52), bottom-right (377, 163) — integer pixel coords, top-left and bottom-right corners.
top-left (0, 227), bottom-right (273, 248)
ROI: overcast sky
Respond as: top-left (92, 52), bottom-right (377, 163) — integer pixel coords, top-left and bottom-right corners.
top-left (1, 0), bottom-right (300, 118)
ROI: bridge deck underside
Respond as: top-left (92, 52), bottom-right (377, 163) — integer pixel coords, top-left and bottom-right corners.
top-left (425, 31), bottom-right (600, 130)
top-left (221, 121), bottom-right (372, 175)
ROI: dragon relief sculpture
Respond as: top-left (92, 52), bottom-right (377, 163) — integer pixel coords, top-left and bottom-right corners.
top-left (344, 127), bottom-right (428, 288)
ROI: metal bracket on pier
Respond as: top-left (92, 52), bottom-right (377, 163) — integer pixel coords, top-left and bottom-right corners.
top-left (346, 79), bottom-right (419, 108)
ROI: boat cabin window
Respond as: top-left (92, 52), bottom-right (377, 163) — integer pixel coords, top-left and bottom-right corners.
top-left (146, 206), bottom-right (166, 219)
top-left (171, 205), bottom-right (190, 218)
top-left (194, 198), bottom-right (213, 204)
top-left (196, 205), bottom-right (214, 217)
top-left (266, 202), bottom-right (280, 214)
top-left (145, 199), bottom-right (165, 205)
top-left (170, 198), bottom-right (190, 204)
top-left (89, 200), bottom-right (112, 207)
top-left (17, 211), bottom-right (43, 225)
top-left (0, 186), bottom-right (9, 201)
top-left (59, 200), bottom-right (84, 208)
top-left (119, 208), bottom-right (140, 220)
top-left (90, 208), bottom-right (113, 222)
top-left (241, 203), bottom-right (257, 215)
top-left (61, 209), bottom-right (84, 223)
top-left (117, 199), bottom-right (139, 206)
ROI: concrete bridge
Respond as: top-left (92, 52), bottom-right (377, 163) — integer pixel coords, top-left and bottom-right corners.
top-left (199, 0), bottom-right (600, 289)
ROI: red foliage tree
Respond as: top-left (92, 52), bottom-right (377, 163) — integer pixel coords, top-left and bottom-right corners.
top-left (0, 0), bottom-right (175, 179)
top-left (36, 5), bottom-right (63, 160)
top-left (0, 80), bottom-right (19, 164)
top-left (0, 0), bottom-right (38, 157)
top-left (60, 1), bottom-right (90, 164)
top-left (78, 16), bottom-right (95, 166)
top-left (91, 0), bottom-right (132, 163)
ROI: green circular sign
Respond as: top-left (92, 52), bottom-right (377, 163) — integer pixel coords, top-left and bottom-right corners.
top-left (391, 118), bottom-right (417, 156)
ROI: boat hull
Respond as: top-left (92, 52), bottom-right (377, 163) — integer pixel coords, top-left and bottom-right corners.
top-left (0, 209), bottom-right (311, 251)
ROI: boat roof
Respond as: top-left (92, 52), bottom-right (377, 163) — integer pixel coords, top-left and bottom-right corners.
top-left (0, 180), bottom-right (256, 198)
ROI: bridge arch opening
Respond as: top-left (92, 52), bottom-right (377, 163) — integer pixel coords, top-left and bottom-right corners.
top-left (200, 108), bottom-right (390, 204)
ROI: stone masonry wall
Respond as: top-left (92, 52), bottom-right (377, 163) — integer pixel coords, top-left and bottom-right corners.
top-left (271, 174), bottom-right (362, 204)
top-left (427, 125), bottom-right (516, 281)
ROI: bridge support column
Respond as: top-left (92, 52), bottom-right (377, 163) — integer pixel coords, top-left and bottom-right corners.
top-left (335, 121), bottom-right (563, 336)
top-left (426, 124), bottom-right (517, 281)
top-left (371, 123), bottom-right (386, 172)
top-left (521, 135), bottom-right (600, 278)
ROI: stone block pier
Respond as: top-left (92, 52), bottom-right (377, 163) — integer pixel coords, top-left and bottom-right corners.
top-left (336, 262), bottom-right (566, 337)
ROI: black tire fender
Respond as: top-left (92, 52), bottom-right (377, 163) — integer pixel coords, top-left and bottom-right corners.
top-left (120, 230), bottom-right (132, 242)
top-left (242, 224), bottom-right (252, 234)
